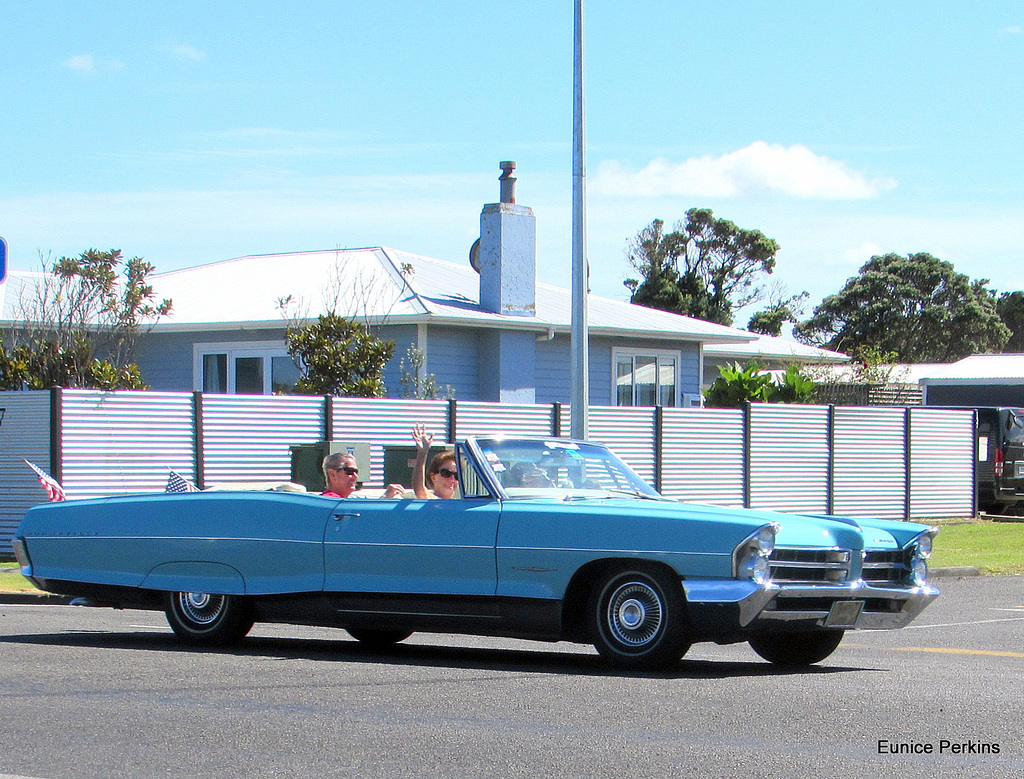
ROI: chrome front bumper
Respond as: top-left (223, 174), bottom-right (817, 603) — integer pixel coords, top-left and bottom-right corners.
top-left (682, 578), bottom-right (940, 631)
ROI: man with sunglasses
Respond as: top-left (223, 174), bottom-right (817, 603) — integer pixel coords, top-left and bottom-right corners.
top-left (321, 452), bottom-right (405, 499)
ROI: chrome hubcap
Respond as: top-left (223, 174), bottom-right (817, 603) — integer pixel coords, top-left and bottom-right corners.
top-left (607, 582), bottom-right (664, 647)
top-left (618, 599), bottom-right (646, 629)
top-left (178, 592), bottom-right (224, 625)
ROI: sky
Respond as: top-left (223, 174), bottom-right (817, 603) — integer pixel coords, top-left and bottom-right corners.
top-left (2, 0), bottom-right (1024, 329)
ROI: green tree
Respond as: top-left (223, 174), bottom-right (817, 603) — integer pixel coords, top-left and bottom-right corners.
top-left (795, 253), bottom-right (1010, 362)
top-left (0, 340), bottom-right (148, 391)
top-left (624, 208), bottom-right (780, 326)
top-left (996, 291), bottom-right (1024, 353)
top-left (1, 249), bottom-right (170, 390)
top-left (747, 290), bottom-right (810, 337)
top-left (286, 313), bottom-right (394, 397)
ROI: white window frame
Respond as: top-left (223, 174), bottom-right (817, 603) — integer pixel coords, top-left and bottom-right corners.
top-left (611, 347), bottom-right (681, 407)
top-left (193, 341), bottom-right (298, 395)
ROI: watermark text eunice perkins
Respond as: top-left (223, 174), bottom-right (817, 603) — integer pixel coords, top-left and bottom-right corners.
top-left (877, 740), bottom-right (1000, 756)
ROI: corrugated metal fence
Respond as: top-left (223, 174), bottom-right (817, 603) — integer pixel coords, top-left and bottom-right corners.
top-left (0, 392), bottom-right (52, 555)
top-left (0, 389), bottom-right (976, 551)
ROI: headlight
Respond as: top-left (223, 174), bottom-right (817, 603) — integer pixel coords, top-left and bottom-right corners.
top-left (756, 525), bottom-right (776, 556)
top-left (915, 528), bottom-right (938, 559)
top-left (745, 554), bottom-right (772, 585)
top-left (910, 557), bottom-right (929, 587)
top-left (733, 523), bottom-right (777, 583)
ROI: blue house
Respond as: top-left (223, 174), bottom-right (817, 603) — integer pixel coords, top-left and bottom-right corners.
top-left (2, 165), bottom-right (847, 405)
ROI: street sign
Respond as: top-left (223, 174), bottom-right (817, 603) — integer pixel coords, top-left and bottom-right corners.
top-left (0, 236), bottom-right (7, 284)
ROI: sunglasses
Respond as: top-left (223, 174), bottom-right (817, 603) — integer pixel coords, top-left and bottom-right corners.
top-left (436, 467), bottom-right (458, 480)
top-left (333, 466), bottom-right (359, 476)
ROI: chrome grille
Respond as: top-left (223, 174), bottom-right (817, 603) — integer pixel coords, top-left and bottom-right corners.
top-left (769, 547), bottom-right (852, 583)
top-left (862, 549), bottom-right (913, 584)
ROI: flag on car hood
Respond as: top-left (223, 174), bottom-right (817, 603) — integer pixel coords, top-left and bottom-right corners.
top-left (165, 470), bottom-right (199, 493)
top-left (23, 459), bottom-right (66, 502)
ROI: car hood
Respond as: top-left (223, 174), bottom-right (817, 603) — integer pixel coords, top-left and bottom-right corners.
top-left (513, 496), bottom-right (924, 552)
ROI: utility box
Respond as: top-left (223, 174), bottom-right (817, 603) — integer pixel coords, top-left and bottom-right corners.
top-left (289, 441), bottom-right (372, 492)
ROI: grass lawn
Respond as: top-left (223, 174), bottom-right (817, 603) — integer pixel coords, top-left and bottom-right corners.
top-left (2, 520), bottom-right (1022, 593)
top-left (0, 562), bottom-right (46, 592)
top-left (929, 519), bottom-right (1024, 575)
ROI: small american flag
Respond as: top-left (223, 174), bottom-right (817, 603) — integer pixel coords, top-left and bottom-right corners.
top-left (23, 459), bottom-right (66, 502)
top-left (165, 470), bottom-right (199, 493)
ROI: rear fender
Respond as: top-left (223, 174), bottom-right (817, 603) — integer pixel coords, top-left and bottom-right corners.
top-left (141, 562), bottom-right (246, 595)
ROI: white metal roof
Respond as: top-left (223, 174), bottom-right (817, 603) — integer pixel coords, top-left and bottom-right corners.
top-left (919, 354), bottom-right (1024, 384)
top-left (7, 247), bottom-right (836, 348)
top-left (142, 247), bottom-right (757, 344)
top-left (703, 332), bottom-right (850, 364)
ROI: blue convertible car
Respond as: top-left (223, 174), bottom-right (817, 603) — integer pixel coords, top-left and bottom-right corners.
top-left (13, 437), bottom-right (939, 669)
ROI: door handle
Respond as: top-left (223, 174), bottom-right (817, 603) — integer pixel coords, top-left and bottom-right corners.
top-left (333, 512), bottom-right (361, 521)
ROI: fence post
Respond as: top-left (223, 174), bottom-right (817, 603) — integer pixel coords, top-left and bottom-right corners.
top-left (552, 402), bottom-right (562, 437)
top-left (742, 402), bottom-right (751, 508)
top-left (654, 405), bottom-right (664, 493)
top-left (192, 391), bottom-right (206, 490)
top-left (970, 408), bottom-right (978, 517)
top-left (826, 405), bottom-right (835, 516)
top-left (324, 395), bottom-right (335, 442)
top-left (903, 406), bottom-right (911, 521)
top-left (447, 398), bottom-right (458, 443)
top-left (49, 387), bottom-right (63, 482)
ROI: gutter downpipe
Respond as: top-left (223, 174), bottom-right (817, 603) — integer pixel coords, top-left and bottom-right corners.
top-left (570, 0), bottom-right (590, 440)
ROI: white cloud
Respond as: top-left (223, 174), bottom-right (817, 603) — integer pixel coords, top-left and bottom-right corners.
top-left (171, 43), bottom-right (206, 62)
top-left (998, 25), bottom-right (1022, 36)
top-left (62, 53), bottom-right (123, 75)
top-left (62, 54), bottom-right (95, 74)
top-left (593, 141), bottom-right (897, 200)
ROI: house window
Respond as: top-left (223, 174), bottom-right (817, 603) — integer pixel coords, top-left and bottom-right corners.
top-left (614, 350), bottom-right (679, 407)
top-left (194, 342), bottom-right (301, 395)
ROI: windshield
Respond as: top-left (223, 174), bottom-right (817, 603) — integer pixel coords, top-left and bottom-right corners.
top-left (473, 438), bottom-right (663, 500)
top-left (1006, 409), bottom-right (1024, 439)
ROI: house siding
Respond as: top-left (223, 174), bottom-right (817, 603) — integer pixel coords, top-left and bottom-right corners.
top-left (379, 325), bottom-right (418, 398)
top-left (132, 324), bottom-right (703, 406)
top-left (428, 326), bottom-right (480, 399)
top-left (536, 335), bottom-right (700, 406)
top-left (133, 325), bottom-right (422, 398)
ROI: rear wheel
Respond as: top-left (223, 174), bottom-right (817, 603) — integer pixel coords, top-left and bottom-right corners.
top-left (346, 628), bottom-right (414, 648)
top-left (589, 567), bottom-right (691, 670)
top-left (164, 592), bottom-right (254, 646)
top-left (748, 630), bottom-right (845, 666)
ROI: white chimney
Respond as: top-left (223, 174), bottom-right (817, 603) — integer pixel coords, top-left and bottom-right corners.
top-left (478, 161), bottom-right (536, 317)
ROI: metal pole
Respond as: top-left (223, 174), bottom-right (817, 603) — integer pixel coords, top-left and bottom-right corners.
top-left (570, 0), bottom-right (590, 440)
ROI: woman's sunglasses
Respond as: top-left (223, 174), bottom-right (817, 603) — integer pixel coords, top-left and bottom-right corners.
top-left (436, 467), bottom-right (458, 479)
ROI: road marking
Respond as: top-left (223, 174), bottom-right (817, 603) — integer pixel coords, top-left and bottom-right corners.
top-left (891, 647), bottom-right (1024, 658)
top-left (844, 643), bottom-right (1024, 658)
top-left (903, 616), bottom-right (1024, 629)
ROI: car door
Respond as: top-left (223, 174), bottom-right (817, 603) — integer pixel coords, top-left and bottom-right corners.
top-left (322, 497), bottom-right (501, 599)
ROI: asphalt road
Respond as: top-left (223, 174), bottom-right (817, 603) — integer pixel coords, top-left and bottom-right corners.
top-left (1, 575), bottom-right (1022, 779)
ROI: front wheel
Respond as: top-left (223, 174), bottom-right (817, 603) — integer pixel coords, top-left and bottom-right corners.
top-left (589, 567), bottom-right (691, 670)
top-left (164, 592), bottom-right (254, 646)
top-left (748, 630), bottom-right (845, 666)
